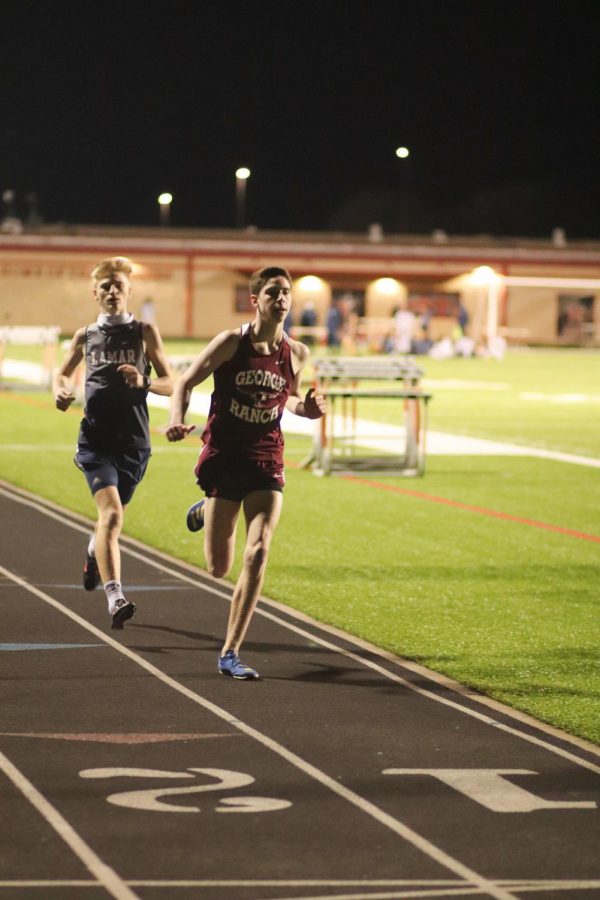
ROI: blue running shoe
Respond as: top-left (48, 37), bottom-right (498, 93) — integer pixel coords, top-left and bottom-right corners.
top-left (186, 499), bottom-right (205, 532)
top-left (218, 650), bottom-right (259, 680)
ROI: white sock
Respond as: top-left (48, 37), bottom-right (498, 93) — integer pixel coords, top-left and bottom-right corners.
top-left (87, 534), bottom-right (96, 557)
top-left (104, 580), bottom-right (125, 613)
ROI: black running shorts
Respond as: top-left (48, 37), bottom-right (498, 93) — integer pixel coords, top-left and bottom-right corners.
top-left (75, 443), bottom-right (151, 505)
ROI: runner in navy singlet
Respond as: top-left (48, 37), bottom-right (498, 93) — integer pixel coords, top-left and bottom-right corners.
top-left (53, 257), bottom-right (173, 629)
top-left (167, 266), bottom-right (326, 679)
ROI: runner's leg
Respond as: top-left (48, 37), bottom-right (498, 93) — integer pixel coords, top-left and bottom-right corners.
top-left (222, 489), bottom-right (282, 653)
top-left (93, 485), bottom-right (124, 585)
top-left (203, 496), bottom-right (241, 579)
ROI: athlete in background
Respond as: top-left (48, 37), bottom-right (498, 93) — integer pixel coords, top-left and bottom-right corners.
top-left (53, 257), bottom-right (173, 628)
top-left (167, 266), bottom-right (326, 679)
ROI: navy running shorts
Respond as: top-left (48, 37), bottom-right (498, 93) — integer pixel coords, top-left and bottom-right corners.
top-left (75, 443), bottom-right (151, 505)
top-left (195, 445), bottom-right (284, 503)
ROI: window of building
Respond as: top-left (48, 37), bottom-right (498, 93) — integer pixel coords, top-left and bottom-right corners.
top-left (331, 288), bottom-right (365, 316)
top-left (234, 284), bottom-right (253, 312)
top-left (407, 291), bottom-right (460, 317)
top-left (557, 295), bottom-right (595, 343)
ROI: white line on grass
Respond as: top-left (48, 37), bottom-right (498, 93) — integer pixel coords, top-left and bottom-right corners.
top-left (0, 561), bottom-right (517, 900)
top-left (3, 359), bottom-right (600, 465)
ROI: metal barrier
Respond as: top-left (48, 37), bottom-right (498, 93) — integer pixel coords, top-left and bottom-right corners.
top-left (303, 356), bottom-right (432, 476)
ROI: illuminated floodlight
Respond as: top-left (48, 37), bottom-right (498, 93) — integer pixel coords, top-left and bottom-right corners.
top-left (297, 275), bottom-right (324, 292)
top-left (235, 169), bottom-right (251, 228)
top-left (470, 265), bottom-right (498, 286)
top-left (395, 147), bottom-right (410, 159)
top-left (373, 277), bottom-right (401, 295)
top-left (157, 193), bottom-right (173, 226)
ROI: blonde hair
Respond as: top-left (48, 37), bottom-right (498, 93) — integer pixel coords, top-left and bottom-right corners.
top-left (91, 256), bottom-right (134, 281)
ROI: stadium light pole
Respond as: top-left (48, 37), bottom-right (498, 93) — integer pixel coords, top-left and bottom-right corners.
top-left (157, 192), bottom-right (173, 227)
top-left (395, 147), bottom-right (410, 231)
top-left (235, 167), bottom-right (251, 229)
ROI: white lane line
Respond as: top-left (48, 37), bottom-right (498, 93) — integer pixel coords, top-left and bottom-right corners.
top-left (0, 563), bottom-right (516, 900)
top-left (2, 878), bottom-right (599, 891)
top-left (122, 881), bottom-right (600, 892)
top-left (1, 480), bottom-right (599, 775)
top-left (0, 880), bottom-right (466, 888)
top-left (254, 611), bottom-right (600, 776)
top-left (0, 882), bottom-right (96, 888)
top-left (0, 751), bottom-right (138, 900)
top-left (256, 891), bottom-right (481, 899)
top-left (128, 881), bottom-right (471, 887)
top-left (0, 883), bottom-right (483, 899)
top-left (70, 540), bottom-right (600, 778)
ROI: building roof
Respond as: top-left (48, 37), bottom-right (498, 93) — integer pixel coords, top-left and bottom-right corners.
top-left (1, 223), bottom-right (600, 270)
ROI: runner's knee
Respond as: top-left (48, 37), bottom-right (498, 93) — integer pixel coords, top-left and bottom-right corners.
top-left (205, 548), bottom-right (233, 579)
top-left (207, 559), bottom-right (231, 579)
top-left (243, 538), bottom-right (269, 575)
top-left (98, 505), bottom-right (123, 534)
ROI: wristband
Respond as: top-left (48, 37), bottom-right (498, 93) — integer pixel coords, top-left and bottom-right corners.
top-left (142, 374), bottom-right (151, 390)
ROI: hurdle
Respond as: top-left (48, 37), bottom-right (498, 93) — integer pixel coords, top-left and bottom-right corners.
top-left (289, 325), bottom-right (328, 346)
top-left (0, 325), bottom-right (61, 389)
top-left (303, 356), bottom-right (432, 476)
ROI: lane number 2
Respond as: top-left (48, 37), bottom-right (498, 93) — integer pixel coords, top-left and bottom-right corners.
top-left (80, 766), bottom-right (292, 814)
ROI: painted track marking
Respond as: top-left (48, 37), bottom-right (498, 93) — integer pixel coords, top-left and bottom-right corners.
top-left (0, 878), bottom-right (600, 900)
top-left (0, 561), bottom-right (517, 900)
top-left (0, 750), bottom-right (137, 900)
top-left (1, 481), bottom-right (599, 775)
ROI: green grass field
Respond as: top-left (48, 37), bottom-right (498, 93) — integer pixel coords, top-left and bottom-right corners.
top-left (1, 348), bottom-right (599, 745)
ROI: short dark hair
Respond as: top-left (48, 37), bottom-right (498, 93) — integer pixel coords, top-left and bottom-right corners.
top-left (249, 266), bottom-right (292, 296)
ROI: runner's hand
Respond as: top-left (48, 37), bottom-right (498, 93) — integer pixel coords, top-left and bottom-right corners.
top-left (118, 364), bottom-right (143, 387)
top-left (165, 424), bottom-right (196, 442)
top-left (303, 387), bottom-right (327, 419)
top-left (55, 388), bottom-right (75, 411)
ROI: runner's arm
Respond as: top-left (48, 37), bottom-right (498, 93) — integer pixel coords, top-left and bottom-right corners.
top-left (52, 328), bottom-right (85, 411)
top-left (166, 330), bottom-right (240, 441)
top-left (118, 322), bottom-right (173, 395)
top-left (285, 340), bottom-right (327, 419)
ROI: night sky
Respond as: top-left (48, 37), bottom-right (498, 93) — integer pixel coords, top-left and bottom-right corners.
top-left (2, 0), bottom-right (599, 238)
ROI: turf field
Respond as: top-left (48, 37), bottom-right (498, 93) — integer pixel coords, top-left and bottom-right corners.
top-left (0, 348), bottom-right (599, 745)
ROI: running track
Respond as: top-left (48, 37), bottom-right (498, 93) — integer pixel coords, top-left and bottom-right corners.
top-left (1, 481), bottom-right (599, 900)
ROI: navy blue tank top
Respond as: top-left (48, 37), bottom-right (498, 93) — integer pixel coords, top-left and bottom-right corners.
top-left (78, 319), bottom-right (151, 451)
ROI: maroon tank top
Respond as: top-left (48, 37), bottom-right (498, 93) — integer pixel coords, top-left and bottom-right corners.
top-left (201, 324), bottom-right (295, 464)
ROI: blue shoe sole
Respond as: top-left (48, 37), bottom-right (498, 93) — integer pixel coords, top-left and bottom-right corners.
top-left (186, 500), bottom-right (205, 533)
top-left (218, 668), bottom-right (260, 680)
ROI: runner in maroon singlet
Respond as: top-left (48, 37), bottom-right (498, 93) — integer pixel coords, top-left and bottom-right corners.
top-left (167, 267), bottom-right (326, 680)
